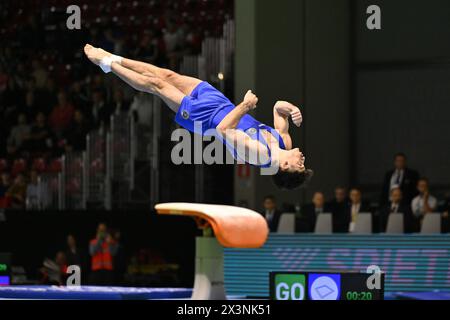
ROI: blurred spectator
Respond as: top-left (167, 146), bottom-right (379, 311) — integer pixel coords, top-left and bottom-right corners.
top-left (89, 223), bottom-right (118, 285)
top-left (65, 234), bottom-right (86, 280)
top-left (48, 91), bottom-right (75, 138)
top-left (90, 89), bottom-right (110, 128)
top-left (378, 187), bottom-right (413, 233)
top-left (112, 230), bottom-right (127, 285)
top-left (326, 186), bottom-right (350, 233)
top-left (69, 81), bottom-right (89, 114)
top-left (0, 173), bottom-right (11, 199)
top-left (26, 170), bottom-right (40, 210)
top-left (134, 31), bottom-right (159, 63)
top-left (441, 196), bottom-right (449, 233)
top-left (65, 110), bottom-right (90, 152)
top-left (0, 65), bottom-right (7, 92)
top-left (300, 192), bottom-right (326, 232)
top-left (20, 90), bottom-right (39, 122)
top-left (31, 59), bottom-right (48, 90)
top-left (24, 112), bottom-right (53, 154)
top-left (260, 195), bottom-right (282, 232)
top-left (347, 188), bottom-right (371, 233)
top-left (381, 153), bottom-right (419, 206)
top-left (7, 113), bottom-right (31, 155)
top-left (40, 251), bottom-right (68, 285)
top-left (110, 88), bottom-right (130, 116)
top-left (5, 173), bottom-right (27, 209)
top-left (411, 178), bottom-right (438, 230)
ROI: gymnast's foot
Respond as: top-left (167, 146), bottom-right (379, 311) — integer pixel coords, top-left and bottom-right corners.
top-left (84, 44), bottom-right (112, 66)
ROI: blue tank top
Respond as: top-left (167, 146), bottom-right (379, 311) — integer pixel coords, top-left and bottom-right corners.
top-left (211, 106), bottom-right (287, 168)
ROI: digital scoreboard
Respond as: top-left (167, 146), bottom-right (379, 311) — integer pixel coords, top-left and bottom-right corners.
top-left (270, 271), bottom-right (384, 300)
top-left (0, 253), bottom-right (11, 286)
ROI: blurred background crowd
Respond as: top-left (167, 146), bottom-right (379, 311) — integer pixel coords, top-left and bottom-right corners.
top-left (0, 0), bottom-right (232, 210)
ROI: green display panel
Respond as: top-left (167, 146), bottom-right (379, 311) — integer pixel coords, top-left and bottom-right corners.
top-left (0, 253), bottom-right (11, 286)
top-left (270, 271), bottom-right (384, 300)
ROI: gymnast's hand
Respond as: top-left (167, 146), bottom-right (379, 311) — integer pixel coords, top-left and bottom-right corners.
top-left (84, 44), bottom-right (112, 66)
top-left (243, 90), bottom-right (258, 111)
top-left (274, 101), bottom-right (303, 127)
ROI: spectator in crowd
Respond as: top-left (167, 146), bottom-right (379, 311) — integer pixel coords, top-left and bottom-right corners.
top-left (65, 234), bottom-right (86, 281)
top-left (440, 196), bottom-right (449, 233)
top-left (378, 187), bottom-right (413, 233)
top-left (90, 89), bottom-right (110, 128)
top-left (411, 178), bottom-right (438, 231)
top-left (0, 173), bottom-right (11, 198)
top-left (326, 186), bottom-right (350, 233)
top-left (164, 20), bottom-right (184, 69)
top-left (65, 110), bottom-right (90, 152)
top-left (7, 113), bottom-right (31, 156)
top-left (37, 77), bottom-right (57, 115)
top-left (26, 170), bottom-right (40, 210)
top-left (30, 59), bottom-right (48, 90)
top-left (25, 112), bottom-right (53, 154)
top-left (112, 230), bottom-right (127, 285)
top-left (260, 195), bottom-right (282, 232)
top-left (89, 223), bottom-right (118, 285)
top-left (300, 192), bottom-right (327, 232)
top-left (40, 251), bottom-right (68, 285)
top-left (110, 88), bottom-right (130, 116)
top-left (381, 153), bottom-right (419, 206)
top-left (20, 90), bottom-right (39, 122)
top-left (69, 81), bottom-right (89, 115)
top-left (346, 188), bottom-right (371, 233)
top-left (133, 31), bottom-right (160, 63)
top-left (5, 173), bottom-right (27, 209)
top-left (48, 91), bottom-right (75, 138)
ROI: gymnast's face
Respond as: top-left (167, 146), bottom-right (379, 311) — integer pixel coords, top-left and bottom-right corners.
top-left (280, 148), bottom-right (305, 173)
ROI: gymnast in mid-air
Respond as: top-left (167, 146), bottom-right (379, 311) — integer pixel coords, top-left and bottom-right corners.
top-left (84, 44), bottom-right (313, 189)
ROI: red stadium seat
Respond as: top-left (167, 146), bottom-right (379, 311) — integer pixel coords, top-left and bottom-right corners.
top-left (0, 159), bottom-right (8, 173)
top-left (32, 158), bottom-right (47, 173)
top-left (48, 159), bottom-right (62, 173)
top-left (11, 159), bottom-right (27, 177)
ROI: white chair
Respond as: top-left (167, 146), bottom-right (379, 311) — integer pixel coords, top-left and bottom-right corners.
top-left (421, 213), bottom-right (441, 234)
top-left (314, 213), bottom-right (332, 234)
top-left (277, 213), bottom-right (296, 234)
top-left (353, 213), bottom-right (372, 234)
top-left (386, 213), bottom-right (404, 234)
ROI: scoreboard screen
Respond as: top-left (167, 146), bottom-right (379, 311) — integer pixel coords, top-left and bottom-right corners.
top-left (270, 271), bottom-right (384, 301)
top-left (0, 253), bottom-right (11, 286)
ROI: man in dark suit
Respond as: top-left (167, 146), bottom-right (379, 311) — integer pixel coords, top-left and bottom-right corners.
top-left (300, 192), bottom-right (326, 232)
top-left (380, 153), bottom-right (419, 206)
top-left (260, 195), bottom-right (282, 232)
top-left (344, 188), bottom-right (371, 233)
top-left (378, 187), bottom-right (413, 233)
top-left (326, 186), bottom-right (350, 233)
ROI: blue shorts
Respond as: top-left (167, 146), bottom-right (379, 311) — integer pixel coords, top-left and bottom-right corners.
top-left (175, 82), bottom-right (235, 135)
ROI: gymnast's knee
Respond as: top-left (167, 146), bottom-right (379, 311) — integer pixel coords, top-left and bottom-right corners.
top-left (143, 76), bottom-right (166, 93)
top-left (160, 68), bottom-right (178, 81)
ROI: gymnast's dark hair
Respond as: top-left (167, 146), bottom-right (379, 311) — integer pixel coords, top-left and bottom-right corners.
top-left (272, 169), bottom-right (314, 190)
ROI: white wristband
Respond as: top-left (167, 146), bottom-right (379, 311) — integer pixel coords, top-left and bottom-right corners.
top-left (99, 57), bottom-right (113, 73)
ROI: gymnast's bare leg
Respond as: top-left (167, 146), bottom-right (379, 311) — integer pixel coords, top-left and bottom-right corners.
top-left (84, 44), bottom-right (201, 112)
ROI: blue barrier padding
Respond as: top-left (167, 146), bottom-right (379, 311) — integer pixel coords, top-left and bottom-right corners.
top-left (394, 292), bottom-right (450, 300)
top-left (0, 286), bottom-right (192, 300)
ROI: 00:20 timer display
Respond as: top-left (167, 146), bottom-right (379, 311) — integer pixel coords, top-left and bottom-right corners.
top-left (345, 291), bottom-right (374, 300)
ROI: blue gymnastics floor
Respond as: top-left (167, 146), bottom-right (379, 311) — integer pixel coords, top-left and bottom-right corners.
top-left (0, 286), bottom-right (192, 300)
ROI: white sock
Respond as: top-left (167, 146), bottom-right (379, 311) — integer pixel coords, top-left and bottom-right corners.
top-left (99, 56), bottom-right (114, 73)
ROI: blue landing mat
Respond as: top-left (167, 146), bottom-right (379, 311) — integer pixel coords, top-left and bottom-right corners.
top-left (0, 286), bottom-right (192, 300)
